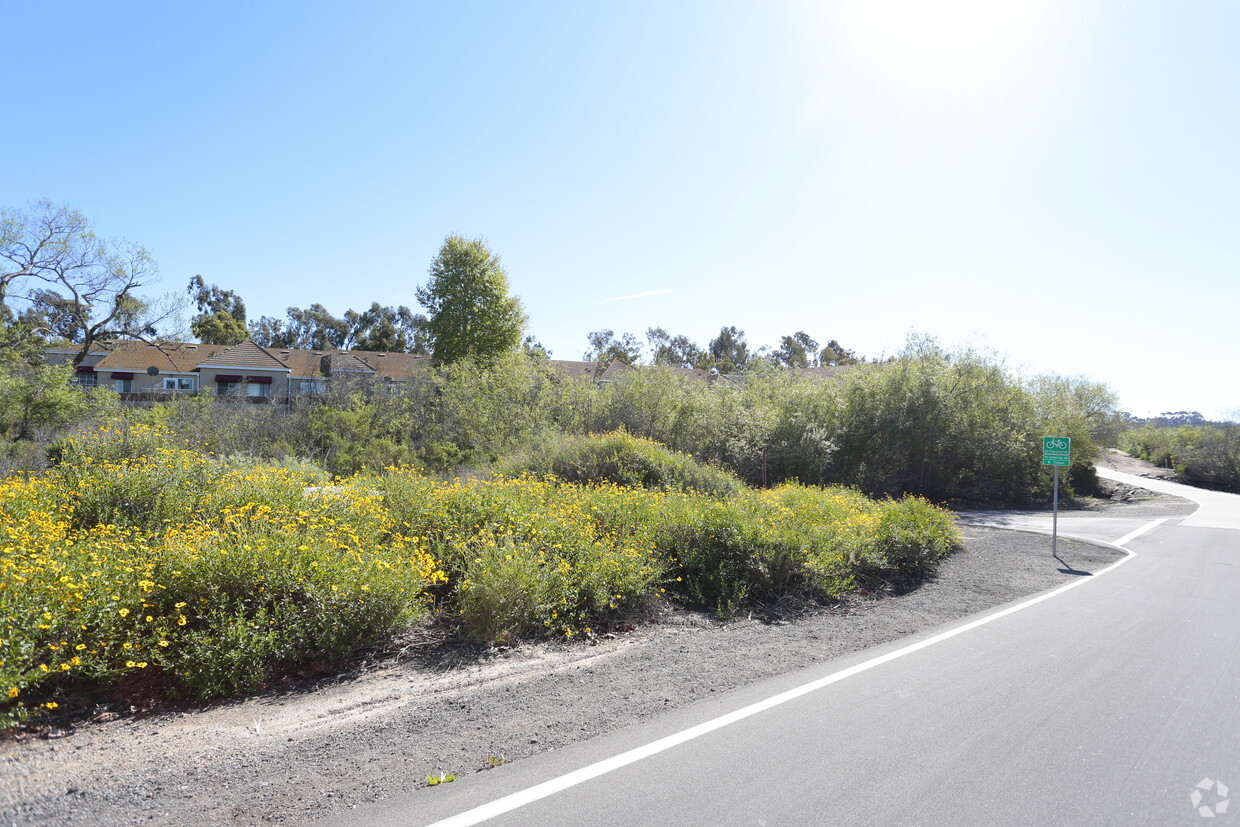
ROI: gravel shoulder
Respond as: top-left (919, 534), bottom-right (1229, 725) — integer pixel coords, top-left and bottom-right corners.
top-left (0, 463), bottom-right (1196, 826)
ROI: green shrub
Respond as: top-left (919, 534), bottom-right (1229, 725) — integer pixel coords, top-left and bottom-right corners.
top-left (572, 482), bottom-right (954, 616)
top-left (373, 470), bottom-right (665, 642)
top-left (49, 420), bottom-right (189, 467)
top-left (1, 433), bottom-right (963, 723)
top-left (167, 608), bottom-right (280, 698)
top-left (1121, 422), bottom-right (1240, 493)
top-left (658, 497), bottom-right (761, 615)
top-left (0, 449), bottom-right (444, 716)
top-left (498, 431), bottom-right (742, 498)
top-left (454, 533), bottom-right (565, 643)
top-left (154, 504), bottom-right (435, 699)
top-left (0, 364), bottom-right (119, 446)
top-left (57, 449), bottom-right (215, 531)
top-left (52, 424), bottom-right (323, 533)
top-left (869, 496), bottom-right (961, 580)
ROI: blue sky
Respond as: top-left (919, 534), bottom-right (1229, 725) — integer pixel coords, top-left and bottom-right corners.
top-left (6, 1), bottom-right (1237, 419)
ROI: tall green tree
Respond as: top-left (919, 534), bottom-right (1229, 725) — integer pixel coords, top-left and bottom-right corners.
top-left (819, 339), bottom-right (858, 366)
top-left (247, 314), bottom-right (294, 349)
top-left (646, 327), bottom-right (706, 368)
top-left (774, 331), bottom-right (819, 368)
top-left (416, 235), bottom-right (526, 363)
top-left (187, 275), bottom-right (248, 345)
top-left (708, 326), bottom-right (749, 373)
top-left (344, 303), bottom-right (428, 353)
top-left (585, 329), bottom-right (641, 365)
top-left (249, 304), bottom-right (350, 350)
top-left (286, 304), bottom-right (350, 350)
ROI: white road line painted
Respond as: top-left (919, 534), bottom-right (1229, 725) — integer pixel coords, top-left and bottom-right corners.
top-left (1113, 517), bottom-right (1169, 547)
top-left (425, 519), bottom-right (1164, 827)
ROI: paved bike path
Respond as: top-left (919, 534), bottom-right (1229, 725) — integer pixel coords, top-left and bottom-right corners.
top-left (323, 474), bottom-right (1239, 826)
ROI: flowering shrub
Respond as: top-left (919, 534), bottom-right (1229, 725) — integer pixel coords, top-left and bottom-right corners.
top-left (498, 433), bottom-right (739, 498)
top-left (498, 431), bottom-right (742, 497)
top-left (374, 470), bottom-right (663, 643)
top-left (0, 431), bottom-right (443, 724)
top-left (1, 425), bottom-right (959, 725)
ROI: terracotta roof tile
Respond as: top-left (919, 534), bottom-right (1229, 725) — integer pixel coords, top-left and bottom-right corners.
top-left (348, 351), bottom-right (432, 381)
top-left (548, 360), bottom-right (605, 381)
top-left (90, 342), bottom-right (225, 373)
top-left (197, 341), bottom-right (290, 371)
top-left (270, 349), bottom-right (324, 377)
top-left (324, 352), bottom-right (376, 375)
top-left (598, 359), bottom-right (635, 381)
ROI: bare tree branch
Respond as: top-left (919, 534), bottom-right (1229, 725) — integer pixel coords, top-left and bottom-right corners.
top-left (2, 200), bottom-right (178, 365)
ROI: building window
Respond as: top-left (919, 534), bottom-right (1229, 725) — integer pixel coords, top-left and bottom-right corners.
top-left (72, 373), bottom-right (97, 388)
top-left (246, 382), bottom-right (270, 397)
top-left (215, 374), bottom-right (243, 395)
top-left (163, 377), bottom-right (196, 391)
top-left (113, 378), bottom-right (132, 393)
top-left (298, 379), bottom-right (327, 395)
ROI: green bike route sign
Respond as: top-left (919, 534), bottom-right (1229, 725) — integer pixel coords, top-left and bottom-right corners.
top-left (1043, 436), bottom-right (1071, 466)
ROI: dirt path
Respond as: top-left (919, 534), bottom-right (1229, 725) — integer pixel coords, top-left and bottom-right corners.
top-left (0, 460), bottom-right (1195, 826)
top-left (1097, 447), bottom-right (1177, 479)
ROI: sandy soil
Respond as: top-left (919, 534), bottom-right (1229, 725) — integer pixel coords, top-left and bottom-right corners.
top-left (1096, 447), bottom-right (1177, 479)
top-left (0, 455), bottom-right (1196, 826)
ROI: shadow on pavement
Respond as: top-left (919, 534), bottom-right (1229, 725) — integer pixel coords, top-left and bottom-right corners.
top-left (1052, 550), bottom-right (1091, 577)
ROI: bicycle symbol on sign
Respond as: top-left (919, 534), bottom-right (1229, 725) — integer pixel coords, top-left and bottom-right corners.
top-left (1044, 437), bottom-right (1070, 451)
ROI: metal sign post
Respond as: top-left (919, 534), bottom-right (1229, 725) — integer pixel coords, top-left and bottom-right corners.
top-left (1042, 437), bottom-right (1071, 556)
top-left (1052, 465), bottom-right (1059, 556)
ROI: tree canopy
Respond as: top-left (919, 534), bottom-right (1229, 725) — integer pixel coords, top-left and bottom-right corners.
top-left (589, 326), bottom-right (859, 372)
top-left (773, 331), bottom-right (818, 368)
top-left (585, 329), bottom-right (642, 365)
top-left (646, 327), bottom-right (706, 369)
top-left (819, 339), bottom-right (858, 366)
top-left (188, 275), bottom-right (248, 345)
top-left (708, 326), bottom-right (749, 373)
top-left (344, 303), bottom-right (428, 353)
top-left (1, 200), bottom-right (175, 365)
top-left (249, 304), bottom-right (345, 350)
top-left (416, 236), bottom-right (526, 362)
top-left (246, 299), bottom-right (427, 353)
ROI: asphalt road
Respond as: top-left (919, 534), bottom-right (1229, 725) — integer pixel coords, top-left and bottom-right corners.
top-left (325, 471), bottom-right (1240, 826)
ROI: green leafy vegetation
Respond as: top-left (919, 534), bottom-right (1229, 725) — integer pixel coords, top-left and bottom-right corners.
top-left (1121, 421), bottom-right (1240, 493)
top-left (1, 200), bottom-right (178, 367)
top-left (417, 235), bottom-right (527, 363)
top-left (0, 200), bottom-right (1139, 729)
top-left (1, 423), bottom-right (959, 725)
top-left (498, 431), bottom-right (742, 498)
top-left (0, 363), bottom-right (120, 476)
top-left (6, 333), bottom-right (1121, 499)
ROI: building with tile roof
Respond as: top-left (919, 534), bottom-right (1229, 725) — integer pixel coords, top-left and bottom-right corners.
top-left (46, 341), bottom-right (850, 402)
top-left (46, 340), bottom-right (442, 401)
